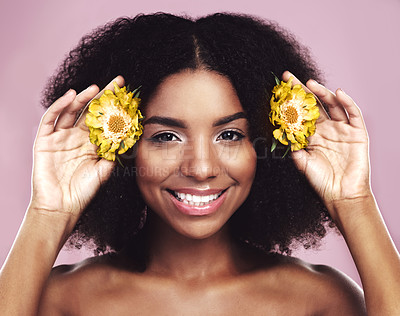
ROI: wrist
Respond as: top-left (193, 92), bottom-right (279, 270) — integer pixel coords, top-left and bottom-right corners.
top-left (25, 205), bottom-right (77, 250)
top-left (328, 192), bottom-right (377, 233)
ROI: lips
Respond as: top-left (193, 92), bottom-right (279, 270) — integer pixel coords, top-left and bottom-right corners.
top-left (167, 188), bottom-right (228, 216)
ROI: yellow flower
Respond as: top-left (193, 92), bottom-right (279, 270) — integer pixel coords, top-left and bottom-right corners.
top-left (269, 77), bottom-right (319, 151)
top-left (85, 82), bottom-right (143, 161)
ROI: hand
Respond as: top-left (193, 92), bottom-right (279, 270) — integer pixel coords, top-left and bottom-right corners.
top-left (29, 76), bottom-right (124, 231)
top-left (282, 71), bottom-right (371, 219)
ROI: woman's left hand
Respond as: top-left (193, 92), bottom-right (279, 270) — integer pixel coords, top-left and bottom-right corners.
top-left (282, 71), bottom-right (371, 221)
top-left (283, 72), bottom-right (400, 316)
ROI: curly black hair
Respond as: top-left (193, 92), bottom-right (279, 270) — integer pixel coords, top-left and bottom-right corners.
top-left (42, 12), bottom-right (333, 258)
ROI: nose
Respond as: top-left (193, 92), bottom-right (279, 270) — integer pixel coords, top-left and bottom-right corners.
top-left (180, 135), bottom-right (220, 181)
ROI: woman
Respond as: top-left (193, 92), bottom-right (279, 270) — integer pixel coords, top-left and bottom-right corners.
top-left (1, 12), bottom-right (399, 315)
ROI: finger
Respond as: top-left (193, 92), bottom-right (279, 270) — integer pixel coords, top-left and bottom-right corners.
top-left (290, 147), bottom-right (313, 176)
top-left (306, 79), bottom-right (349, 123)
top-left (54, 84), bottom-right (100, 131)
top-left (96, 159), bottom-right (116, 185)
top-left (80, 159), bottom-right (116, 190)
top-left (336, 89), bottom-right (365, 129)
top-left (282, 71), bottom-right (329, 120)
top-left (74, 75), bottom-right (125, 128)
top-left (36, 89), bottom-right (77, 138)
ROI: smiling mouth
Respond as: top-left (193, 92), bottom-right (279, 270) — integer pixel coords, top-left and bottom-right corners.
top-left (167, 189), bottom-right (227, 207)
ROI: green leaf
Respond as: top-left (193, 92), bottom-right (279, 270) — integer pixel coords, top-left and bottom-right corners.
top-left (282, 142), bottom-right (291, 158)
top-left (116, 155), bottom-right (124, 168)
top-left (271, 72), bottom-right (280, 85)
top-left (132, 85), bottom-right (142, 98)
top-left (271, 138), bottom-right (278, 152)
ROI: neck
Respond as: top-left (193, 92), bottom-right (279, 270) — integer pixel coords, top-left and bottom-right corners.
top-left (145, 214), bottom-right (246, 280)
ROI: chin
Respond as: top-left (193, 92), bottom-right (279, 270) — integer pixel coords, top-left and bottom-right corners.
top-left (168, 216), bottom-right (230, 240)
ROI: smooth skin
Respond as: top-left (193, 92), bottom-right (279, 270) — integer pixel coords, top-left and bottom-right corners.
top-left (0, 70), bottom-right (399, 315)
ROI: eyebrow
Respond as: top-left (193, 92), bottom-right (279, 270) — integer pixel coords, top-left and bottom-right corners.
top-left (213, 112), bottom-right (247, 127)
top-left (143, 116), bottom-right (186, 128)
top-left (143, 112), bottom-right (247, 128)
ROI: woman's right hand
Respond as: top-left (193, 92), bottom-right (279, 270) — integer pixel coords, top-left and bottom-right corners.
top-left (29, 76), bottom-right (124, 233)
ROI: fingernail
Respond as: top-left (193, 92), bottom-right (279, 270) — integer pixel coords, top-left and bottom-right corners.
top-left (64, 89), bottom-right (74, 96)
top-left (84, 84), bottom-right (96, 92)
top-left (309, 79), bottom-right (319, 85)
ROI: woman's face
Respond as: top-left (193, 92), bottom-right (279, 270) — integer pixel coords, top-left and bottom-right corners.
top-left (135, 70), bottom-right (256, 239)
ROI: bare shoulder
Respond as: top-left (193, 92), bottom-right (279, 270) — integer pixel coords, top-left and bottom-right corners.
top-left (307, 261), bottom-right (366, 313)
top-left (258, 254), bottom-right (367, 315)
top-left (38, 254), bottom-right (124, 315)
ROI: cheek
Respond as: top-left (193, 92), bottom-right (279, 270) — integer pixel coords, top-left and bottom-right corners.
top-left (219, 142), bottom-right (257, 186)
top-left (134, 141), bottom-right (180, 192)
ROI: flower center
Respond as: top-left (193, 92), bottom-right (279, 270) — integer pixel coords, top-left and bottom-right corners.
top-left (282, 105), bottom-right (298, 124)
top-left (280, 99), bottom-right (305, 132)
top-left (108, 115), bottom-right (126, 133)
top-left (102, 106), bottom-right (132, 143)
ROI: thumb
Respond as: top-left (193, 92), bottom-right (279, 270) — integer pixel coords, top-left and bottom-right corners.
top-left (79, 159), bottom-right (116, 188)
top-left (291, 149), bottom-right (309, 174)
top-left (95, 159), bottom-right (117, 185)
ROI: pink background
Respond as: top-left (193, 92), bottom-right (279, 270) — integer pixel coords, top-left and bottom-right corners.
top-left (1, 0), bottom-right (399, 287)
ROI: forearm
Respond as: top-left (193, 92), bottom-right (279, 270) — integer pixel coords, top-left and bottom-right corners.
top-left (0, 207), bottom-right (70, 316)
top-left (332, 194), bottom-right (400, 315)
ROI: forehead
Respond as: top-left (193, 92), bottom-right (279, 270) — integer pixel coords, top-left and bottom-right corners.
top-left (143, 70), bottom-right (244, 121)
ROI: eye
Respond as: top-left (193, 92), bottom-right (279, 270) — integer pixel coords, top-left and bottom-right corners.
top-left (217, 130), bottom-right (245, 141)
top-left (151, 132), bottom-right (181, 143)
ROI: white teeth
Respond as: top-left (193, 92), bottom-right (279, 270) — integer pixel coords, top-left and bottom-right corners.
top-left (173, 190), bottom-right (223, 205)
